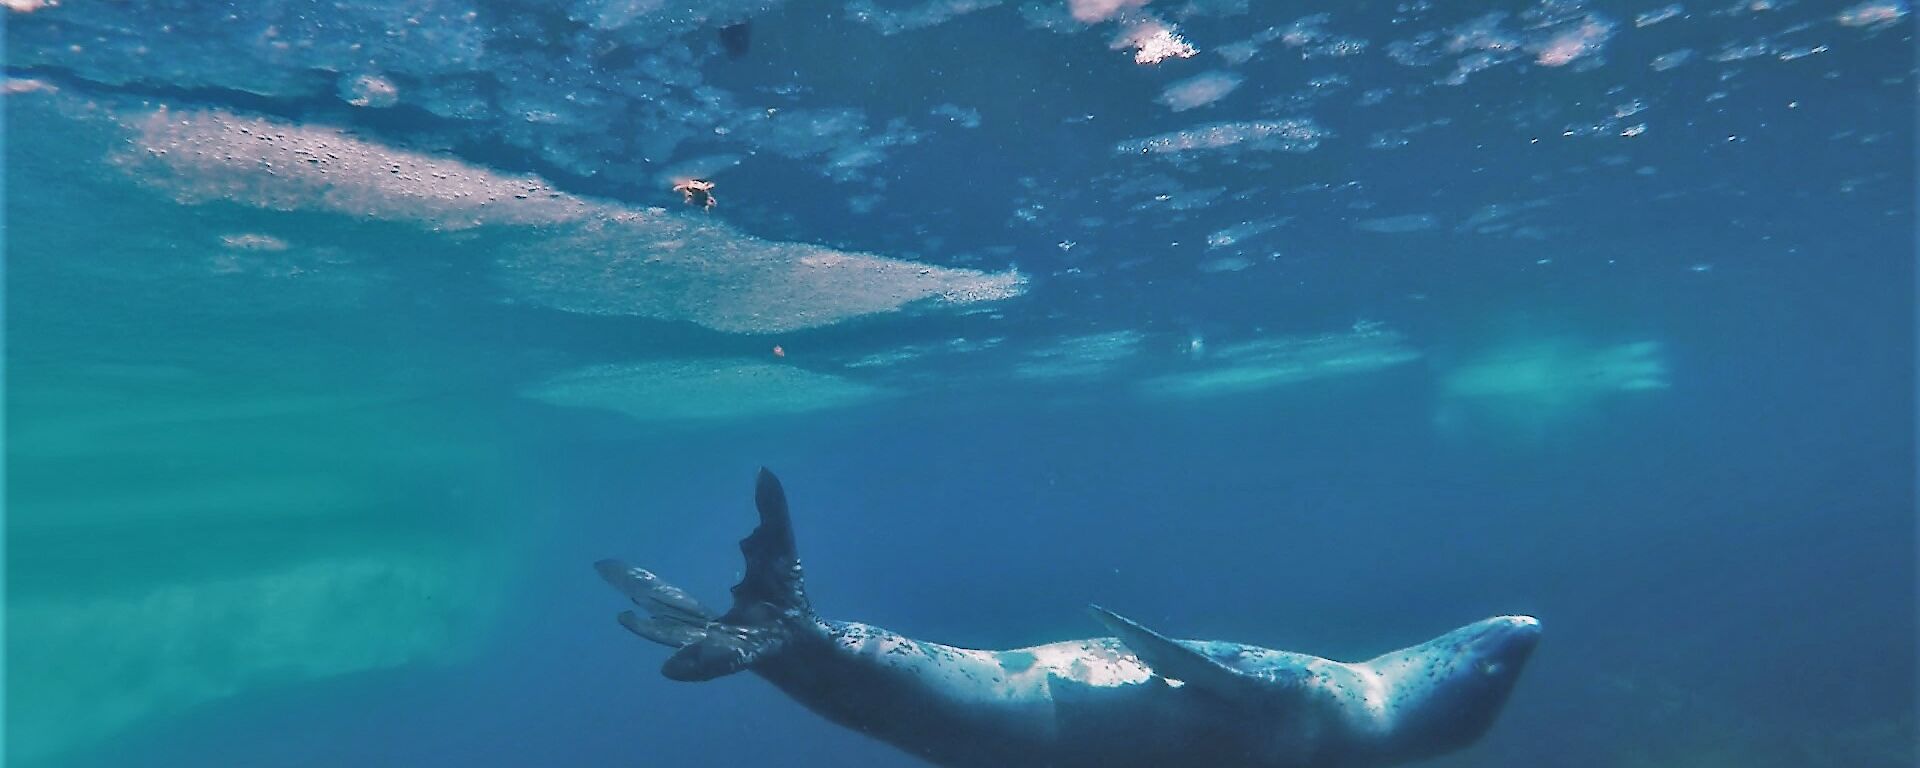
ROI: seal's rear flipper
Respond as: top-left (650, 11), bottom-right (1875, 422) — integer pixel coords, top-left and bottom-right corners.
top-left (1090, 606), bottom-right (1266, 703)
top-left (596, 560), bottom-right (715, 626)
top-left (719, 468), bottom-right (811, 625)
top-left (596, 560), bottom-right (717, 650)
top-left (617, 610), bottom-right (709, 648)
top-left (598, 468), bottom-right (816, 682)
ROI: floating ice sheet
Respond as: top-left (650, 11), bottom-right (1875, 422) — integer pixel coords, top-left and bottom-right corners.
top-left (496, 217), bottom-right (1025, 333)
top-left (100, 102), bottom-right (1023, 333)
top-left (524, 360), bottom-right (886, 422)
top-left (115, 106), bottom-right (602, 229)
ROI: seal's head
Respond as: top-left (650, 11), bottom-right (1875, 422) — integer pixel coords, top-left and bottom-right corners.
top-left (1366, 615), bottom-right (1541, 760)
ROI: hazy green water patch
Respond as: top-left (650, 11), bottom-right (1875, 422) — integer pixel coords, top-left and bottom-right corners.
top-left (7, 544), bottom-right (498, 766)
top-left (6, 288), bottom-right (530, 766)
top-left (5, 369), bottom-right (526, 765)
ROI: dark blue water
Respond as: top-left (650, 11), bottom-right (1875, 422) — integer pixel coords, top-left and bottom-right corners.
top-left (7, 1), bottom-right (1915, 766)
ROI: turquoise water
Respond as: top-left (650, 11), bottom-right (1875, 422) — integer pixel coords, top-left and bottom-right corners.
top-left (6, 2), bottom-right (1915, 766)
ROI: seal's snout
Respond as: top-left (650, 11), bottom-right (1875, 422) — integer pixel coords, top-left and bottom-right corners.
top-left (1485, 615), bottom-right (1541, 654)
top-left (1451, 615), bottom-right (1540, 681)
top-left (1494, 615), bottom-right (1541, 640)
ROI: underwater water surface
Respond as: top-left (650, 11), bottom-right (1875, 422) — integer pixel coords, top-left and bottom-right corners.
top-left (5, 1), bottom-right (1915, 767)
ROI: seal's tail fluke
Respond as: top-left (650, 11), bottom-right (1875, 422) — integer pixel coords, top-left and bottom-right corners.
top-left (597, 467), bottom-right (814, 682)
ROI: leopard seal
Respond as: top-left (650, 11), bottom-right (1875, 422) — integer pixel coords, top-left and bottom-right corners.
top-left (595, 469), bottom-right (1540, 768)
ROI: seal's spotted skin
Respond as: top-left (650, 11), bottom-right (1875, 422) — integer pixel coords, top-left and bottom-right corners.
top-left (598, 469), bottom-right (1540, 768)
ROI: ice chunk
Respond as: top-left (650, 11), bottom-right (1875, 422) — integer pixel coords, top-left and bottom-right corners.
top-left (1532, 18), bottom-right (1613, 67)
top-left (848, 0), bottom-right (1004, 35)
top-left (1651, 49), bottom-right (1694, 70)
top-left (1441, 340), bottom-right (1669, 400)
top-left (1011, 331), bottom-right (1143, 381)
top-left (1355, 213), bottom-right (1438, 233)
top-left (931, 103), bottom-right (983, 128)
top-left (1115, 119), bottom-right (1327, 156)
top-left (1837, 1), bottom-right (1908, 28)
top-left (1198, 255), bottom-right (1254, 273)
top-left (1434, 337), bottom-right (1670, 439)
top-left (219, 233), bottom-right (291, 252)
top-left (1205, 217), bottom-right (1286, 249)
top-left (1635, 4), bottom-right (1685, 27)
top-left (497, 219), bottom-right (1026, 333)
top-left (1711, 39), bottom-right (1773, 62)
top-left (524, 360), bottom-right (885, 421)
top-left (1277, 13), bottom-right (1369, 58)
top-left (1157, 71), bottom-right (1243, 112)
top-left (1114, 20), bottom-right (1199, 64)
top-left (1137, 326), bottom-right (1422, 398)
top-left (337, 72), bottom-right (400, 108)
top-left (1070, 0), bottom-right (1149, 23)
top-left (1387, 7), bottom-right (1616, 84)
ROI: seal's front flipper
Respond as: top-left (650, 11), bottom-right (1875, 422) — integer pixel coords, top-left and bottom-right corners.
top-left (1090, 606), bottom-right (1265, 703)
top-left (597, 468), bottom-right (817, 683)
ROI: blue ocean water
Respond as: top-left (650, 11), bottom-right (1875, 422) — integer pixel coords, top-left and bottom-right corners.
top-left (5, 1), bottom-right (1915, 766)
